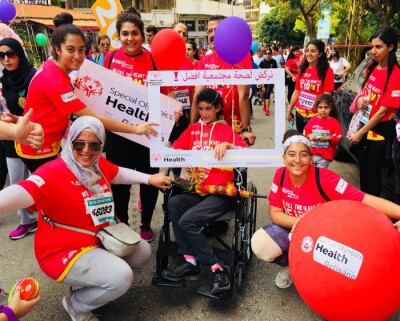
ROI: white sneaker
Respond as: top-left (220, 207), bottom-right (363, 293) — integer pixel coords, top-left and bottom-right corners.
top-left (62, 289), bottom-right (100, 321)
top-left (275, 266), bottom-right (292, 289)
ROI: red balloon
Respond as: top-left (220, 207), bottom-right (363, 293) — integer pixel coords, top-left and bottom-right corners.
top-left (151, 29), bottom-right (186, 71)
top-left (289, 200), bottom-right (400, 321)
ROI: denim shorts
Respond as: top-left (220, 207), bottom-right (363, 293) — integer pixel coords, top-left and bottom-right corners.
top-left (262, 223), bottom-right (291, 252)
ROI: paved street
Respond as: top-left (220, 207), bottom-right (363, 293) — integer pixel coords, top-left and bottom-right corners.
top-left (1, 94), bottom-right (399, 321)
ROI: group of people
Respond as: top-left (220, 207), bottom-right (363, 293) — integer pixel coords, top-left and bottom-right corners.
top-left (1, 7), bottom-right (400, 321)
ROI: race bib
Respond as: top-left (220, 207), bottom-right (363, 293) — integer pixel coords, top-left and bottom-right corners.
top-left (299, 91), bottom-right (316, 110)
top-left (85, 192), bottom-right (115, 226)
top-left (174, 89), bottom-right (190, 111)
top-left (311, 129), bottom-right (329, 148)
top-left (360, 104), bottom-right (372, 124)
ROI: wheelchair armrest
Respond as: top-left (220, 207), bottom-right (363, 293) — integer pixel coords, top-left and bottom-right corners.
top-left (234, 168), bottom-right (247, 189)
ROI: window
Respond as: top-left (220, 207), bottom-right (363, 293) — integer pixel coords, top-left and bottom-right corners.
top-left (198, 20), bottom-right (206, 32)
top-left (184, 20), bottom-right (195, 32)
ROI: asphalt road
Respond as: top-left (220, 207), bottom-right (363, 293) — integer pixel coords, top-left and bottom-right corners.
top-left (1, 95), bottom-right (399, 321)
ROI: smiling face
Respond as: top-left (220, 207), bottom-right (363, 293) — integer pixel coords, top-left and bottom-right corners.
top-left (0, 45), bottom-right (19, 72)
top-left (55, 34), bottom-right (86, 74)
top-left (120, 22), bottom-right (144, 56)
top-left (305, 44), bottom-right (321, 67)
top-left (72, 131), bottom-right (102, 168)
top-left (371, 37), bottom-right (393, 67)
top-left (283, 142), bottom-right (311, 178)
top-left (198, 101), bottom-right (220, 124)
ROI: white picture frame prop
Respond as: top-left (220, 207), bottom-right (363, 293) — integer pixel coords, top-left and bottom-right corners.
top-left (74, 60), bottom-right (181, 148)
top-left (148, 68), bottom-right (286, 167)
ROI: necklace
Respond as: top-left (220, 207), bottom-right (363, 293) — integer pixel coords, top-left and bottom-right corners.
top-left (125, 49), bottom-right (144, 58)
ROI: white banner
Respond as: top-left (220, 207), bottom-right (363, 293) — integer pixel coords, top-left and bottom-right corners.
top-left (74, 60), bottom-right (181, 148)
top-left (148, 68), bottom-right (286, 167)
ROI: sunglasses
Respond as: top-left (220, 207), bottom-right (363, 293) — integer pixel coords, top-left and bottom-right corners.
top-left (0, 50), bottom-right (17, 60)
top-left (100, 43), bottom-right (110, 47)
top-left (72, 141), bottom-right (102, 152)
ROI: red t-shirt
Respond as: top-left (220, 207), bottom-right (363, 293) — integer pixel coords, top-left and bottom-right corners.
top-left (18, 156), bottom-right (118, 281)
top-left (295, 66), bottom-right (334, 118)
top-left (104, 47), bottom-right (170, 94)
top-left (195, 51), bottom-right (252, 131)
top-left (268, 166), bottom-right (365, 217)
top-left (363, 65), bottom-right (400, 122)
top-left (17, 60), bottom-right (86, 158)
top-left (286, 57), bottom-right (301, 76)
top-left (304, 116), bottom-right (343, 161)
top-left (172, 121), bottom-right (248, 185)
top-left (104, 48), bottom-right (153, 87)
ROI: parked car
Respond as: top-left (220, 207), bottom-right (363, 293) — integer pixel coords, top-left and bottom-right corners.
top-left (334, 49), bottom-right (400, 202)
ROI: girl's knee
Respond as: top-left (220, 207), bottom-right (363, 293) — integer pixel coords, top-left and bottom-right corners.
top-left (251, 228), bottom-right (283, 263)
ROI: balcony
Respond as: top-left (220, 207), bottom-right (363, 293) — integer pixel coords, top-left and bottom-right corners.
top-left (175, 0), bottom-right (245, 18)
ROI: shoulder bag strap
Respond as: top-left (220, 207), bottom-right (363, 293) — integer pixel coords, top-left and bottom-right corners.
top-left (315, 167), bottom-right (330, 201)
top-left (41, 211), bottom-right (96, 236)
top-left (107, 50), bottom-right (117, 70)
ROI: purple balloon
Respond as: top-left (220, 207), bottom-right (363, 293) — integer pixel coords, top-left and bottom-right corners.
top-left (214, 16), bottom-right (252, 65)
top-left (0, 1), bottom-right (17, 23)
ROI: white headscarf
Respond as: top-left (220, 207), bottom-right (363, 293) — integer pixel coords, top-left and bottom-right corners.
top-left (61, 116), bottom-right (106, 194)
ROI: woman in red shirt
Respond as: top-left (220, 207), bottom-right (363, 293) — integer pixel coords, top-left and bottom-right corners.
top-left (348, 27), bottom-right (400, 197)
top-left (252, 129), bottom-right (400, 289)
top-left (287, 40), bottom-right (334, 134)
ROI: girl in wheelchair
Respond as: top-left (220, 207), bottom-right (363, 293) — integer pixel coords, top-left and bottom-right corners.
top-left (161, 88), bottom-right (248, 294)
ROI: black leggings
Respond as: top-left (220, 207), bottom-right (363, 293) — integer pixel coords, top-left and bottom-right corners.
top-left (295, 112), bottom-right (310, 134)
top-left (105, 132), bottom-right (159, 225)
top-left (357, 122), bottom-right (395, 196)
top-left (0, 141), bottom-right (7, 189)
top-left (287, 79), bottom-right (295, 104)
top-left (264, 84), bottom-right (274, 100)
top-left (22, 154), bottom-right (58, 173)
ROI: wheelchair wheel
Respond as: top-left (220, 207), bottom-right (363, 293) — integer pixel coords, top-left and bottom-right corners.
top-left (236, 263), bottom-right (245, 294)
top-left (241, 181), bottom-right (256, 264)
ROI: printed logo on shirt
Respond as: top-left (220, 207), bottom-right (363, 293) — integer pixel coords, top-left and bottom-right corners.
top-left (335, 178), bottom-right (348, 194)
top-left (392, 90), bottom-right (400, 97)
top-left (270, 182), bottom-right (278, 193)
top-left (61, 92), bottom-right (77, 103)
top-left (27, 175), bottom-right (45, 187)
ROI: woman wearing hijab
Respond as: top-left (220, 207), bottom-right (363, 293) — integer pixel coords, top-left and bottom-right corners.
top-left (0, 116), bottom-right (172, 321)
top-left (0, 38), bottom-right (38, 240)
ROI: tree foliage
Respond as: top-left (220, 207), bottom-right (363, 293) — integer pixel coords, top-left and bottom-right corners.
top-left (259, 0), bottom-right (400, 42)
top-left (258, 3), bottom-right (305, 47)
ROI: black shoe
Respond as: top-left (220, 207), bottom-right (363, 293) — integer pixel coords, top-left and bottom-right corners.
top-left (161, 262), bottom-right (200, 281)
top-left (211, 268), bottom-right (231, 294)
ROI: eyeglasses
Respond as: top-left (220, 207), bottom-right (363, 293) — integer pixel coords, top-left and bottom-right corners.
top-left (100, 43), bottom-right (110, 47)
top-left (72, 141), bottom-right (102, 152)
top-left (265, 52), bottom-right (272, 55)
top-left (0, 50), bottom-right (17, 60)
top-left (285, 151), bottom-right (311, 161)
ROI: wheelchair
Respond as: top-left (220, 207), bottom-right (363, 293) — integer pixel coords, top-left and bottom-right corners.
top-left (152, 168), bottom-right (263, 300)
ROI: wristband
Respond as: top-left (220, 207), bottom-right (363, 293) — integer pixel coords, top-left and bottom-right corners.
top-left (0, 306), bottom-right (20, 321)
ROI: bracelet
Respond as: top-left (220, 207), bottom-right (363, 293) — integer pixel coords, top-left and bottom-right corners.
top-left (0, 306), bottom-right (20, 321)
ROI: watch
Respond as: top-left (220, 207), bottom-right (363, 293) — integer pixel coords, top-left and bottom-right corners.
top-left (240, 126), bottom-right (252, 134)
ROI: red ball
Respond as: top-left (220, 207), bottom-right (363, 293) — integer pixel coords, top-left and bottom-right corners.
top-left (151, 29), bottom-right (186, 71)
top-left (289, 200), bottom-right (400, 321)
